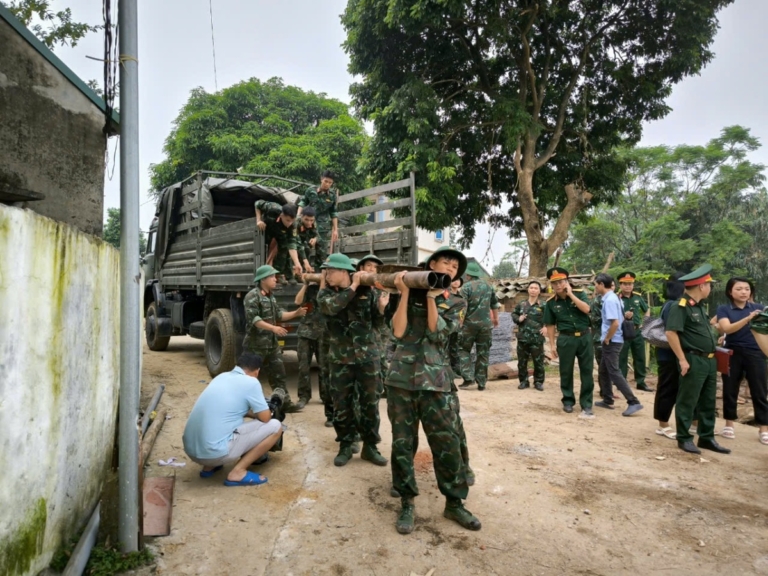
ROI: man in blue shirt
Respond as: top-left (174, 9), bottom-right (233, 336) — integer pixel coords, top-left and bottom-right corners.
top-left (593, 273), bottom-right (644, 417)
top-left (183, 353), bottom-right (283, 486)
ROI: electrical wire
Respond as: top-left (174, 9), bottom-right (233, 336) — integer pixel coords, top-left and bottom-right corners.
top-left (208, 0), bottom-right (219, 91)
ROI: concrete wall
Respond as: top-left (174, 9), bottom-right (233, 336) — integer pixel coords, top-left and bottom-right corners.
top-left (0, 17), bottom-right (107, 235)
top-left (0, 205), bottom-right (120, 576)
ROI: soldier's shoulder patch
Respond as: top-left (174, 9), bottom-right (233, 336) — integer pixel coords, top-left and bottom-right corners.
top-left (689, 298), bottom-right (696, 306)
top-left (678, 298), bottom-right (687, 307)
top-left (633, 291), bottom-right (642, 296)
top-left (572, 288), bottom-right (584, 293)
top-left (438, 303), bottom-right (450, 309)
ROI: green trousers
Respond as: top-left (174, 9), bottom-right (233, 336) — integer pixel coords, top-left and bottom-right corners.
top-left (297, 336), bottom-right (323, 401)
top-left (319, 336), bottom-right (333, 419)
top-left (619, 336), bottom-right (647, 387)
top-left (674, 354), bottom-right (717, 443)
top-left (556, 333), bottom-right (594, 410)
top-left (330, 360), bottom-right (381, 446)
top-left (387, 386), bottom-right (468, 501)
top-left (459, 323), bottom-right (492, 387)
top-left (517, 340), bottom-right (545, 386)
top-left (251, 346), bottom-right (290, 402)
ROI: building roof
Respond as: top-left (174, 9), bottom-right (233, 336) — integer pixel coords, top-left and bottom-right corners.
top-left (0, 3), bottom-right (120, 133)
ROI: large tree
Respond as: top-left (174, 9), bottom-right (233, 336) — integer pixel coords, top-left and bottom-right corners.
top-left (563, 126), bottom-right (768, 299)
top-left (103, 207), bottom-right (147, 253)
top-left (150, 77), bottom-right (368, 196)
top-left (2, 0), bottom-right (99, 49)
top-left (343, 0), bottom-right (733, 275)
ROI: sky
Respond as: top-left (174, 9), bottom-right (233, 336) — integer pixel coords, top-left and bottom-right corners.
top-left (49, 0), bottom-right (768, 270)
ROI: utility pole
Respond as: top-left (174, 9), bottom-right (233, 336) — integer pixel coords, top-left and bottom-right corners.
top-left (118, 0), bottom-right (141, 553)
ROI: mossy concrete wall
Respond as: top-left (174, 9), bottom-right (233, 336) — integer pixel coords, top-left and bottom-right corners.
top-left (0, 205), bottom-right (120, 576)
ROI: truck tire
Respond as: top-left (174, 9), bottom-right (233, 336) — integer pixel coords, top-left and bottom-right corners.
top-left (146, 301), bottom-right (171, 351)
top-left (205, 308), bottom-right (237, 376)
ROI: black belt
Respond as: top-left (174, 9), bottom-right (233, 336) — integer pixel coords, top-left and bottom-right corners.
top-left (684, 349), bottom-right (715, 359)
top-left (559, 329), bottom-right (590, 337)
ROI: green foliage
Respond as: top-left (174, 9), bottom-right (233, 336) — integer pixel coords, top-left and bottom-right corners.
top-left (563, 126), bottom-right (768, 300)
top-left (50, 538), bottom-right (153, 575)
top-left (342, 0), bottom-right (733, 245)
top-left (492, 259), bottom-right (518, 279)
top-left (149, 77), bottom-right (368, 197)
top-left (103, 208), bottom-right (147, 253)
top-left (3, 0), bottom-right (100, 49)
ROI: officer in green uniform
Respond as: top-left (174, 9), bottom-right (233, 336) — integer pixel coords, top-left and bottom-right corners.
top-left (294, 279), bottom-right (325, 411)
top-left (318, 253), bottom-right (388, 467)
top-left (512, 281), bottom-right (546, 391)
top-left (254, 200), bottom-right (305, 282)
top-left (243, 265), bottom-right (307, 410)
top-left (665, 264), bottom-right (731, 455)
top-left (543, 267), bottom-right (595, 416)
top-left (387, 246), bottom-right (480, 534)
top-left (298, 170), bottom-right (339, 264)
top-left (296, 207), bottom-right (320, 272)
top-left (617, 271), bottom-right (653, 392)
top-left (458, 262), bottom-right (501, 391)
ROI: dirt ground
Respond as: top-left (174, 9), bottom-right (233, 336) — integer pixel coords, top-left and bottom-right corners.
top-left (137, 337), bottom-right (768, 576)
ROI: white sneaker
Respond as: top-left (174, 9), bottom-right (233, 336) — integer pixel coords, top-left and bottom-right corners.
top-left (579, 409), bottom-right (595, 420)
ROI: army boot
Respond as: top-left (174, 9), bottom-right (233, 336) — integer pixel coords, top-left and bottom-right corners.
top-left (334, 445), bottom-right (354, 467)
top-left (350, 433), bottom-right (362, 454)
top-left (360, 443), bottom-right (388, 466)
top-left (444, 498), bottom-right (482, 531)
top-left (396, 499), bottom-right (415, 534)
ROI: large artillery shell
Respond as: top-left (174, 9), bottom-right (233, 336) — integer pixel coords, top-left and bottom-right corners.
top-left (301, 271), bottom-right (451, 290)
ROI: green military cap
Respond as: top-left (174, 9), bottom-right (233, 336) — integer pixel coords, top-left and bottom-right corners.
top-left (254, 264), bottom-right (280, 283)
top-left (465, 261), bottom-right (483, 278)
top-left (546, 267), bottom-right (569, 282)
top-left (357, 254), bottom-right (383, 269)
top-left (426, 246), bottom-right (467, 280)
top-left (321, 253), bottom-right (356, 272)
top-left (618, 271), bottom-right (636, 283)
top-left (679, 264), bottom-right (714, 287)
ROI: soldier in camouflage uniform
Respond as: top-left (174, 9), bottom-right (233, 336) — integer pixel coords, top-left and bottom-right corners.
top-left (243, 265), bottom-right (307, 410)
top-left (458, 262), bottom-right (501, 391)
top-left (294, 279), bottom-right (326, 412)
top-left (448, 277), bottom-right (465, 379)
top-left (298, 170), bottom-right (338, 264)
top-left (387, 246), bottom-right (481, 535)
top-left (356, 255), bottom-right (391, 396)
top-left (617, 271), bottom-right (654, 392)
top-left (296, 207), bottom-right (320, 272)
top-left (512, 281), bottom-right (546, 391)
top-left (254, 201), bottom-right (305, 282)
top-left (318, 253), bottom-right (389, 467)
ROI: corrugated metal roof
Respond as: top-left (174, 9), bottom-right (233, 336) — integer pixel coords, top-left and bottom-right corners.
top-left (0, 3), bottom-right (120, 133)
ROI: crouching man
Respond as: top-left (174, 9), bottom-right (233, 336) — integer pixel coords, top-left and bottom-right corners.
top-left (183, 353), bottom-right (283, 486)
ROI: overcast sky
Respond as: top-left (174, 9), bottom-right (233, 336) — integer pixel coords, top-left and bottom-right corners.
top-left (53, 0), bottom-right (768, 269)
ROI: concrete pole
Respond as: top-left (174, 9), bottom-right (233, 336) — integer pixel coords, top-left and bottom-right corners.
top-left (118, 0), bottom-right (141, 553)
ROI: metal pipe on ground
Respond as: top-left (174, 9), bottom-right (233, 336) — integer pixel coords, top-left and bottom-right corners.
top-left (301, 271), bottom-right (451, 290)
top-left (62, 503), bottom-right (100, 576)
top-left (140, 384), bottom-right (166, 437)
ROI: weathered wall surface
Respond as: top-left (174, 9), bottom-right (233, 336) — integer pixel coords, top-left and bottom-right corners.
top-left (0, 205), bottom-right (120, 576)
top-left (0, 17), bottom-right (107, 235)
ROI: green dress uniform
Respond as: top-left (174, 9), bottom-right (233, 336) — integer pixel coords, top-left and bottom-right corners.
top-left (296, 284), bottom-right (325, 403)
top-left (298, 186), bottom-right (338, 261)
top-left (543, 269), bottom-right (595, 411)
top-left (297, 223), bottom-right (320, 270)
top-left (458, 264), bottom-right (501, 390)
top-left (254, 200), bottom-right (299, 278)
top-left (512, 298), bottom-right (546, 389)
top-left (243, 268), bottom-right (292, 405)
top-left (619, 290), bottom-right (649, 388)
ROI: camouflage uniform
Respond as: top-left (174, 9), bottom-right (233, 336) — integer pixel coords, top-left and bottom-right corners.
top-left (590, 294), bottom-right (604, 367)
top-left (296, 284), bottom-right (325, 403)
top-left (243, 286), bottom-right (291, 402)
top-left (318, 284), bottom-right (382, 447)
top-left (254, 200), bottom-right (299, 278)
top-left (299, 187), bottom-right (338, 261)
top-left (373, 287), bottom-right (392, 396)
top-left (512, 299), bottom-right (546, 388)
top-left (387, 291), bottom-right (468, 502)
top-left (458, 279), bottom-right (501, 389)
top-left (448, 294), bottom-right (467, 378)
top-left (297, 223), bottom-right (320, 271)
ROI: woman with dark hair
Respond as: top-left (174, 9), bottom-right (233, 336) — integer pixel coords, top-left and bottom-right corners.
top-left (655, 273), bottom-right (686, 439)
top-left (715, 277), bottom-right (768, 445)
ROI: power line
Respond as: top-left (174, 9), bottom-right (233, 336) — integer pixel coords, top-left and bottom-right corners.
top-left (208, 0), bottom-right (219, 91)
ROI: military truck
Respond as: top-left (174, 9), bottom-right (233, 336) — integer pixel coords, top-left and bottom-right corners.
top-left (141, 170), bottom-right (419, 376)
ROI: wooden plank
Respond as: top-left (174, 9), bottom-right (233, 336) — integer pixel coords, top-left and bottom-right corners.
top-left (174, 220), bottom-right (201, 233)
top-left (337, 197), bottom-right (412, 218)
top-left (337, 178), bottom-right (412, 204)
top-left (142, 477), bottom-right (174, 537)
top-left (338, 230), bottom-right (409, 244)
top-left (341, 216), bottom-right (412, 235)
top-left (178, 200), bottom-right (202, 215)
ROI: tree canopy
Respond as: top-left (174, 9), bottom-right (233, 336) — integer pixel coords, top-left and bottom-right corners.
top-left (342, 0), bottom-right (733, 274)
top-left (149, 77), bottom-right (368, 197)
top-left (3, 0), bottom-right (100, 49)
top-left (103, 208), bottom-right (147, 253)
top-left (562, 126), bottom-right (768, 300)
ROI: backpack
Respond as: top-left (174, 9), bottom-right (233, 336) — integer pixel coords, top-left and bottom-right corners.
top-left (641, 301), bottom-right (672, 349)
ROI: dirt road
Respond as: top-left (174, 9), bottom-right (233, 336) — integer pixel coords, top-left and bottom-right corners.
top-left (139, 337), bottom-right (768, 576)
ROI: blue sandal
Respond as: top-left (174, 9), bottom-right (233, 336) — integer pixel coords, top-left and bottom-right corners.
top-left (224, 471), bottom-right (268, 486)
top-left (199, 465), bottom-right (223, 478)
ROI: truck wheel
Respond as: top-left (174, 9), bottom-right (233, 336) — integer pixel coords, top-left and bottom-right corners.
top-left (205, 308), bottom-right (236, 376)
top-left (146, 301), bottom-right (171, 351)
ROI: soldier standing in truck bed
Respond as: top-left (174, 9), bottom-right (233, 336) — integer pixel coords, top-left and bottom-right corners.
top-left (298, 170), bottom-right (339, 264)
top-left (243, 265), bottom-right (307, 411)
top-left (296, 207), bottom-right (320, 272)
top-left (254, 200), bottom-right (305, 283)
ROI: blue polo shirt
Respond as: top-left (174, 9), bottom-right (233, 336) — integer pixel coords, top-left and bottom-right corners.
top-left (183, 366), bottom-right (269, 459)
top-left (600, 290), bottom-right (624, 344)
top-left (716, 301), bottom-right (765, 350)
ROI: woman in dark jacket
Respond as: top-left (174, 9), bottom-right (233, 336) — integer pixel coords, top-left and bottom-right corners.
top-left (655, 273), bottom-right (686, 439)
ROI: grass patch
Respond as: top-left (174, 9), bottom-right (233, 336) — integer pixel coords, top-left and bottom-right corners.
top-left (50, 540), bottom-right (153, 575)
